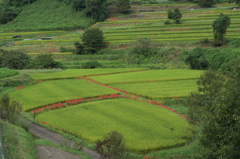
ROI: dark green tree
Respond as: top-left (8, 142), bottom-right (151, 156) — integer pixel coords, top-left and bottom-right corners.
top-left (228, 0), bottom-right (240, 6)
top-left (167, 8), bottom-right (182, 23)
top-left (0, 49), bottom-right (30, 69)
top-left (184, 47), bottom-right (209, 70)
top-left (212, 13), bottom-right (230, 46)
top-left (74, 41), bottom-right (84, 54)
top-left (27, 53), bottom-right (65, 69)
top-left (198, 0), bottom-right (216, 7)
top-left (0, 94), bottom-right (22, 125)
top-left (116, 0), bottom-right (131, 13)
top-left (96, 131), bottom-right (129, 159)
top-left (80, 28), bottom-right (105, 54)
top-left (72, 0), bottom-right (85, 11)
top-left (185, 68), bottom-right (240, 158)
top-left (85, 0), bottom-right (108, 21)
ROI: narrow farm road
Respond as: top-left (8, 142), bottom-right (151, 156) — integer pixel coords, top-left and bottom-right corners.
top-left (28, 121), bottom-right (100, 159)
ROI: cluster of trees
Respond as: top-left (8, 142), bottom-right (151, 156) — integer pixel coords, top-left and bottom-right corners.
top-left (167, 8), bottom-right (182, 24)
top-left (0, 49), bottom-right (65, 69)
top-left (185, 67), bottom-right (240, 158)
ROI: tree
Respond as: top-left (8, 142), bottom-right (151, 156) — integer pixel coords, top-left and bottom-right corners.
top-left (0, 49), bottom-right (30, 69)
top-left (228, 0), bottom-right (240, 6)
top-left (198, 0), bottom-right (216, 7)
top-left (0, 94), bottom-right (22, 125)
top-left (80, 28), bottom-right (105, 54)
top-left (167, 8), bottom-right (182, 24)
top-left (184, 47), bottom-right (209, 70)
top-left (116, 0), bottom-right (131, 14)
top-left (96, 131), bottom-right (129, 159)
top-left (185, 68), bottom-right (240, 158)
top-left (27, 53), bottom-right (66, 69)
top-left (85, 0), bottom-right (108, 21)
top-left (72, 0), bottom-right (85, 11)
top-left (212, 13), bottom-right (230, 46)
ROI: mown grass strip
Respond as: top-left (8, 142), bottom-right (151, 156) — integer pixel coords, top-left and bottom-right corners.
top-left (10, 79), bottom-right (119, 111)
top-left (28, 68), bottom-right (148, 81)
top-left (36, 98), bottom-right (193, 153)
top-left (110, 79), bottom-right (198, 99)
top-left (88, 69), bottom-right (203, 84)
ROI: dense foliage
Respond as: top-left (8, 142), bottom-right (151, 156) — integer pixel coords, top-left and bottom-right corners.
top-left (167, 8), bottom-right (182, 24)
top-left (116, 0), bottom-right (131, 13)
top-left (85, 0), bottom-right (108, 21)
top-left (184, 47), bottom-right (209, 70)
top-left (27, 53), bottom-right (66, 69)
top-left (186, 68), bottom-right (240, 158)
top-left (80, 28), bottom-right (105, 54)
top-left (212, 13), bottom-right (231, 46)
top-left (198, 0), bottom-right (216, 7)
top-left (0, 49), bottom-right (30, 69)
top-left (96, 131), bottom-right (129, 159)
top-left (0, 94), bottom-right (22, 125)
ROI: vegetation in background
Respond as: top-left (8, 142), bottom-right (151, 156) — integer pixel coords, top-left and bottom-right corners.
top-left (198, 0), bottom-right (216, 7)
top-left (85, 0), bottom-right (108, 21)
top-left (183, 47), bottom-right (209, 70)
top-left (0, 49), bottom-right (30, 69)
top-left (167, 8), bottom-right (182, 24)
top-left (80, 28), bottom-right (105, 54)
top-left (27, 53), bottom-right (66, 69)
top-left (116, 0), bottom-right (131, 13)
top-left (212, 13), bottom-right (231, 46)
top-left (81, 61), bottom-right (102, 69)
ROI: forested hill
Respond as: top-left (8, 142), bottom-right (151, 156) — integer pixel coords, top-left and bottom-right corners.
top-left (0, 0), bottom-right (103, 32)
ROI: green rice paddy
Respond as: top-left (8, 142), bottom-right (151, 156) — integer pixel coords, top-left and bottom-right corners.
top-left (36, 98), bottom-right (193, 152)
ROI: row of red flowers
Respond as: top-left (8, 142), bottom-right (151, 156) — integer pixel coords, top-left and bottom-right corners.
top-left (32, 94), bottom-right (123, 114)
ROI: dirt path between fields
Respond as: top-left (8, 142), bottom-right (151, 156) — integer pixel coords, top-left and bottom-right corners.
top-left (28, 121), bottom-right (100, 159)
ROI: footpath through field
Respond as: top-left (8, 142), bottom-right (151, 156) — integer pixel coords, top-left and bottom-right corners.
top-left (28, 121), bottom-right (100, 159)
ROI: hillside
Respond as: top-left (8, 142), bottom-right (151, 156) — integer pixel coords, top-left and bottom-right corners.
top-left (0, 0), bottom-right (95, 32)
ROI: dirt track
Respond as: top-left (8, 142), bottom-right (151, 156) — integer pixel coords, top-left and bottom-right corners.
top-left (28, 121), bottom-right (100, 159)
top-left (37, 145), bottom-right (82, 159)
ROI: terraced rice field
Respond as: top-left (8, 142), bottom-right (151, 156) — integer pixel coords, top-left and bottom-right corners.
top-left (36, 98), bottom-right (193, 153)
top-left (10, 79), bottom-right (119, 111)
top-left (110, 79), bottom-right (198, 99)
top-left (28, 68), bottom-right (148, 80)
top-left (88, 69), bottom-right (203, 84)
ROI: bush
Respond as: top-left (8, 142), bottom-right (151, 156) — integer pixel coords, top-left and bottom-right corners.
top-left (80, 28), bottom-right (105, 54)
top-left (0, 49), bottom-right (30, 69)
top-left (184, 47), bottom-right (209, 70)
top-left (96, 131), bottom-right (129, 159)
top-left (81, 61), bottom-right (102, 69)
top-left (168, 8), bottom-right (182, 24)
top-left (60, 46), bottom-right (75, 53)
top-left (164, 20), bottom-right (172, 25)
top-left (27, 53), bottom-right (66, 69)
top-left (73, 42), bottom-right (84, 54)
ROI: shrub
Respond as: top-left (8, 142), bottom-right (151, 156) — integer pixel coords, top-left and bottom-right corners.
top-left (184, 47), bottom-right (209, 70)
top-left (164, 20), bottom-right (172, 25)
top-left (0, 94), bottom-right (22, 125)
top-left (168, 8), bottom-right (182, 24)
top-left (116, 0), bottom-right (131, 13)
top-left (0, 49), bottom-right (30, 69)
top-left (27, 53), bottom-right (66, 69)
top-left (73, 42), bottom-right (84, 54)
top-left (96, 131), bottom-right (129, 159)
top-left (81, 61), bottom-right (102, 69)
top-left (80, 28), bottom-right (105, 54)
